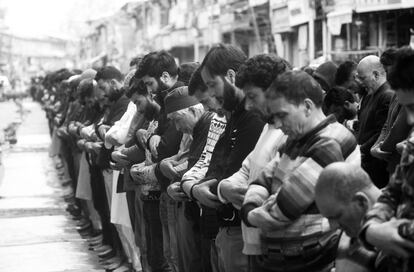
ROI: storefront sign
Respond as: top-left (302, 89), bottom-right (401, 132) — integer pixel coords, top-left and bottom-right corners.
top-left (249, 0), bottom-right (268, 7)
top-left (271, 5), bottom-right (291, 33)
top-left (270, 0), bottom-right (287, 9)
top-left (355, 0), bottom-right (403, 12)
top-left (327, 9), bottom-right (353, 35)
top-left (288, 0), bottom-right (311, 27)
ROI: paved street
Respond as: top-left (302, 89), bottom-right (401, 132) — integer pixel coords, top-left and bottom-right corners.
top-left (0, 101), bottom-right (103, 272)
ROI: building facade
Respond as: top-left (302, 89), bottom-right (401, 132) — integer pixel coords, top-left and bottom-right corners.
top-left (77, 0), bottom-right (414, 69)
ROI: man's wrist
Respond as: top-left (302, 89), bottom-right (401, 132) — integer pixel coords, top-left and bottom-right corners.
top-left (190, 183), bottom-right (198, 200)
top-left (217, 180), bottom-right (230, 204)
top-left (240, 202), bottom-right (259, 227)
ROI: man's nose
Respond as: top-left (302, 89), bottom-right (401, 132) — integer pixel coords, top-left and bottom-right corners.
top-left (273, 118), bottom-right (282, 129)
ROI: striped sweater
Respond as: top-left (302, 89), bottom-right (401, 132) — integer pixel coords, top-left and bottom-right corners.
top-left (242, 115), bottom-right (360, 258)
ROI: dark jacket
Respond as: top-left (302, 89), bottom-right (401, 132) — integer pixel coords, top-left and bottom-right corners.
top-left (150, 81), bottom-right (184, 191)
top-left (96, 94), bottom-right (130, 169)
top-left (357, 82), bottom-right (394, 187)
top-left (372, 94), bottom-right (412, 173)
top-left (150, 81), bottom-right (184, 162)
top-left (201, 100), bottom-right (265, 235)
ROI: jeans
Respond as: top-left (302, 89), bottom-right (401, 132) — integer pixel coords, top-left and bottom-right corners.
top-left (143, 199), bottom-right (172, 272)
top-left (215, 226), bottom-right (248, 272)
top-left (133, 188), bottom-right (150, 272)
top-left (159, 192), bottom-right (179, 272)
top-left (176, 202), bottom-right (212, 272)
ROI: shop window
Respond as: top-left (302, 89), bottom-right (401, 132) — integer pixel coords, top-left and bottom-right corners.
top-left (314, 19), bottom-right (323, 58)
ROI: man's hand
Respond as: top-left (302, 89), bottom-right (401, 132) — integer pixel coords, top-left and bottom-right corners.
top-left (105, 134), bottom-right (120, 147)
top-left (111, 150), bottom-right (130, 169)
top-left (396, 140), bottom-right (407, 155)
top-left (77, 139), bottom-right (87, 150)
top-left (136, 129), bottom-right (147, 149)
top-left (247, 196), bottom-right (284, 231)
top-left (98, 125), bottom-right (110, 139)
top-left (149, 135), bottom-right (161, 159)
top-left (371, 142), bottom-right (391, 160)
top-left (160, 159), bottom-right (180, 180)
top-left (167, 182), bottom-right (189, 202)
top-left (219, 180), bottom-right (247, 209)
top-left (366, 218), bottom-right (414, 258)
top-left (56, 127), bottom-right (69, 138)
top-left (192, 179), bottom-right (221, 208)
top-left (68, 123), bottom-right (79, 136)
top-left (90, 142), bottom-right (103, 154)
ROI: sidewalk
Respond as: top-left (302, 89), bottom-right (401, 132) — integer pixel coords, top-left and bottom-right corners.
top-left (0, 101), bottom-right (103, 272)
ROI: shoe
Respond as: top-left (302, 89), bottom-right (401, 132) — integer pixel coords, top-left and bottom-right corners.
top-left (112, 264), bottom-right (132, 272)
top-left (99, 256), bottom-right (122, 265)
top-left (93, 244), bottom-right (111, 253)
top-left (87, 234), bottom-right (103, 244)
top-left (103, 259), bottom-right (122, 270)
top-left (98, 249), bottom-right (116, 259)
top-left (88, 237), bottom-right (103, 245)
top-left (76, 221), bottom-right (91, 231)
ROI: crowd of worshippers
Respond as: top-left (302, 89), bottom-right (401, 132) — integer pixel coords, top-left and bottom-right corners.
top-left (34, 44), bottom-right (414, 272)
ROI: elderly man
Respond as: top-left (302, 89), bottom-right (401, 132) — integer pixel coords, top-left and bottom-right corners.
top-left (241, 70), bottom-right (360, 272)
top-left (315, 162), bottom-right (384, 272)
top-left (356, 55), bottom-right (394, 188)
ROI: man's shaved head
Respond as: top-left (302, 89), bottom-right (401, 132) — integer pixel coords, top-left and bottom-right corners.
top-left (356, 55), bottom-right (387, 92)
top-left (315, 162), bottom-right (381, 237)
top-left (315, 162), bottom-right (373, 204)
top-left (358, 55), bottom-right (386, 76)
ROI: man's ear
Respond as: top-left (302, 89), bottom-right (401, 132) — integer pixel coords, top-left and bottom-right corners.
top-left (373, 70), bottom-right (379, 80)
top-left (226, 69), bottom-right (236, 84)
top-left (161, 71), bottom-right (171, 83)
top-left (352, 192), bottom-right (369, 212)
top-left (303, 98), bottom-right (315, 116)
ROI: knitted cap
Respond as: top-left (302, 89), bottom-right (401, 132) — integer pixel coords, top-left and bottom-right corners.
top-left (313, 61), bottom-right (338, 91)
top-left (80, 68), bottom-right (97, 81)
top-left (164, 86), bottom-right (199, 115)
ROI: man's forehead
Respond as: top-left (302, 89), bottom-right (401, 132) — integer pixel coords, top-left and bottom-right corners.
top-left (201, 67), bottom-right (220, 82)
top-left (267, 96), bottom-right (294, 111)
top-left (142, 75), bottom-right (155, 82)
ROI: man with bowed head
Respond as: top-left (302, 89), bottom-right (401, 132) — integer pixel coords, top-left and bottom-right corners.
top-left (241, 70), bottom-right (360, 272)
top-left (315, 162), bottom-right (386, 272)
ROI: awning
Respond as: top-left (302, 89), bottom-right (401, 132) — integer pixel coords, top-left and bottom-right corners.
top-left (327, 9), bottom-right (353, 35)
top-left (271, 4), bottom-right (293, 33)
top-left (249, 0), bottom-right (268, 7)
top-left (355, 0), bottom-right (414, 13)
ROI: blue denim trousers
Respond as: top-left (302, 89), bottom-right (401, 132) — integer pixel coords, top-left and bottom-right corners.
top-left (143, 198), bottom-right (172, 272)
top-left (215, 226), bottom-right (248, 272)
top-left (159, 192), bottom-right (179, 272)
top-left (176, 202), bottom-right (212, 272)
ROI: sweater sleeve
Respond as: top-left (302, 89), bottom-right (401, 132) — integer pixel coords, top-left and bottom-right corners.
top-left (268, 138), bottom-right (346, 225)
top-left (104, 102), bottom-right (137, 148)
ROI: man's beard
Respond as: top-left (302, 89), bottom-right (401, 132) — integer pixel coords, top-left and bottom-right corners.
top-left (222, 77), bottom-right (239, 112)
top-left (107, 87), bottom-right (124, 101)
